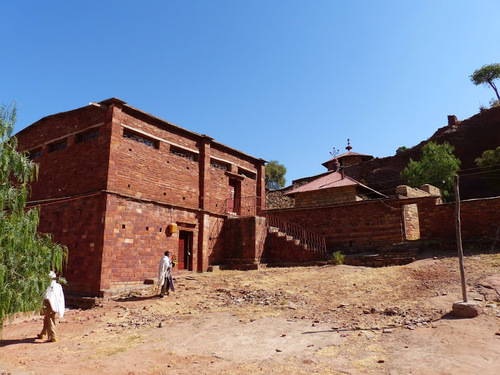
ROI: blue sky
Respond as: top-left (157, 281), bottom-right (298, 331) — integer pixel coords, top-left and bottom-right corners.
top-left (2, 1), bottom-right (500, 184)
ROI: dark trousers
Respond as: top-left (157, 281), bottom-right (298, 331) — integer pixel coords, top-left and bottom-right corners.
top-left (160, 274), bottom-right (171, 296)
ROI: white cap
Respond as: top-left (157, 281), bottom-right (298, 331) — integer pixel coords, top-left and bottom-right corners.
top-left (48, 271), bottom-right (57, 279)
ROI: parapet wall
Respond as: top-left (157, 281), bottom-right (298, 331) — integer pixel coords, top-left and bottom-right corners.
top-left (267, 195), bottom-right (500, 254)
top-left (418, 196), bottom-right (500, 241)
top-left (267, 199), bottom-right (405, 253)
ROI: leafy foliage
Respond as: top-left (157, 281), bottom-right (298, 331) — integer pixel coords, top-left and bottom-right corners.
top-left (0, 104), bottom-right (67, 331)
top-left (470, 63), bottom-right (500, 101)
top-left (475, 146), bottom-right (500, 189)
top-left (265, 160), bottom-right (287, 190)
top-left (332, 251), bottom-right (345, 265)
top-left (396, 146), bottom-right (409, 154)
top-left (400, 142), bottom-right (461, 201)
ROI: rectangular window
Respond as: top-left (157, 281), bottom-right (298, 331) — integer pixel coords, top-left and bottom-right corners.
top-left (238, 167), bottom-right (256, 179)
top-left (28, 148), bottom-right (42, 159)
top-left (170, 146), bottom-right (197, 161)
top-left (76, 129), bottom-right (99, 144)
top-left (48, 140), bottom-right (67, 153)
top-left (211, 159), bottom-right (230, 171)
top-left (123, 129), bottom-right (159, 149)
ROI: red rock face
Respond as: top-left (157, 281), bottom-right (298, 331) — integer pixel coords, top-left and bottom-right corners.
top-left (346, 106), bottom-right (500, 199)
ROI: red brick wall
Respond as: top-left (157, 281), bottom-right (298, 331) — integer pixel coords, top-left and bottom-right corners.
top-left (268, 196), bottom-right (500, 255)
top-left (108, 107), bottom-right (264, 215)
top-left (267, 200), bottom-right (404, 252)
top-left (108, 109), bottom-right (200, 209)
top-left (16, 105), bottom-right (112, 201)
top-left (294, 186), bottom-right (358, 208)
top-left (222, 216), bottom-right (267, 264)
top-left (263, 234), bottom-right (325, 263)
top-left (16, 100), bottom-right (266, 296)
top-left (418, 196), bottom-right (500, 240)
top-left (33, 193), bottom-right (107, 297)
top-left (100, 194), bottom-right (202, 290)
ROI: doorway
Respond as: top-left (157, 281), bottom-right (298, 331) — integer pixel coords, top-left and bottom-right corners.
top-left (178, 231), bottom-right (193, 270)
top-left (227, 179), bottom-right (241, 215)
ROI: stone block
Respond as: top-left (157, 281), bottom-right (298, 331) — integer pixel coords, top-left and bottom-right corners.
top-left (452, 301), bottom-right (483, 318)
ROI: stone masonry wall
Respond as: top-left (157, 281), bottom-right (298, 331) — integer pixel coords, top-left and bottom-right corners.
top-left (222, 216), bottom-right (267, 264)
top-left (108, 107), bottom-right (263, 215)
top-left (16, 105), bottom-right (112, 201)
top-left (263, 234), bottom-right (325, 264)
top-left (418, 196), bottom-right (500, 241)
top-left (33, 193), bottom-right (107, 297)
top-left (100, 194), bottom-right (202, 291)
top-left (402, 204), bottom-right (420, 240)
top-left (16, 100), bottom-right (266, 296)
top-left (294, 185), bottom-right (357, 208)
top-left (267, 200), bottom-right (404, 253)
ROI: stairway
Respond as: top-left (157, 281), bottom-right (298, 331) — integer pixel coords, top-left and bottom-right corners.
top-left (265, 213), bottom-right (327, 254)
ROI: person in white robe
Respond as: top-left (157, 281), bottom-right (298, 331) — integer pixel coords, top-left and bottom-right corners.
top-left (158, 251), bottom-right (173, 297)
top-left (37, 271), bottom-right (65, 342)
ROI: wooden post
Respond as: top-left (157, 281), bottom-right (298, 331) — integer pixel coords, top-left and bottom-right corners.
top-left (454, 175), bottom-right (467, 302)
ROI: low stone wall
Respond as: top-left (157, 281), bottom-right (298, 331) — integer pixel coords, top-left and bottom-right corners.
top-left (418, 196), bottom-right (500, 241)
top-left (266, 195), bottom-right (500, 257)
top-left (267, 199), bottom-right (405, 253)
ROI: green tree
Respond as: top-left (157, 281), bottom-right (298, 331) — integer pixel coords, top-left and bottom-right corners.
top-left (401, 142), bottom-right (461, 201)
top-left (470, 63), bottom-right (500, 102)
top-left (0, 104), bottom-right (67, 331)
top-left (396, 146), bottom-right (409, 155)
top-left (475, 146), bottom-right (500, 188)
top-left (265, 160), bottom-right (286, 190)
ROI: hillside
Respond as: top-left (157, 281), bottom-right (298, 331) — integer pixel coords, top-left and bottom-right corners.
top-left (343, 106), bottom-right (500, 199)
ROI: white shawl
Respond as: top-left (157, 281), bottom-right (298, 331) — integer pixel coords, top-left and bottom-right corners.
top-left (158, 256), bottom-right (172, 287)
top-left (45, 280), bottom-right (65, 318)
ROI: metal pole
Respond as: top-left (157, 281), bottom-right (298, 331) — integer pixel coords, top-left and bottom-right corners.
top-left (454, 175), bottom-right (467, 302)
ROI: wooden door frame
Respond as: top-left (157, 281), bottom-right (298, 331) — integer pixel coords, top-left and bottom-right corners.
top-left (179, 230), bottom-right (193, 271)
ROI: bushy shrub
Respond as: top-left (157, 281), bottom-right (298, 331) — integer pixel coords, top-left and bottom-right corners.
top-left (332, 251), bottom-right (345, 265)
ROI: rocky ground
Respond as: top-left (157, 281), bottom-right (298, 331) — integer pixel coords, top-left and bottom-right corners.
top-left (1, 251), bottom-right (500, 375)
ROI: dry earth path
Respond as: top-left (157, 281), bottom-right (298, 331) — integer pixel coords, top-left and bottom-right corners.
top-left (1, 253), bottom-right (500, 374)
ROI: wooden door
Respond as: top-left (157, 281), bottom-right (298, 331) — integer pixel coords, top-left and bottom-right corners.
top-left (178, 231), bottom-right (193, 270)
top-left (178, 235), bottom-right (185, 270)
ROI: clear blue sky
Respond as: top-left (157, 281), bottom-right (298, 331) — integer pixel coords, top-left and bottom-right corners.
top-left (2, 1), bottom-right (500, 184)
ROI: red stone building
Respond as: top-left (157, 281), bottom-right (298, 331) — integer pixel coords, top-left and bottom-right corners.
top-left (16, 98), bottom-right (266, 297)
top-left (286, 170), bottom-right (387, 208)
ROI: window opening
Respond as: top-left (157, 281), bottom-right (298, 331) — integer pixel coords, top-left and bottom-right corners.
top-left (238, 167), bottom-right (256, 179)
top-left (28, 148), bottom-right (42, 159)
top-left (75, 129), bottom-right (98, 143)
top-left (169, 146), bottom-right (197, 161)
top-left (211, 159), bottom-right (230, 171)
top-left (48, 140), bottom-right (67, 153)
top-left (123, 129), bottom-right (159, 149)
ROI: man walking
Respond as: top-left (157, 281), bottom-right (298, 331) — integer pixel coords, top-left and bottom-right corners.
top-left (37, 271), bottom-right (65, 342)
top-left (158, 251), bottom-right (174, 297)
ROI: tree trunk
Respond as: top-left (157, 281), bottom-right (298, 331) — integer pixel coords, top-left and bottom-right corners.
top-left (488, 81), bottom-right (500, 101)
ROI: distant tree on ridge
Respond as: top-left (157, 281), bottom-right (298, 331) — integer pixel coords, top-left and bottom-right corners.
top-left (470, 63), bottom-right (500, 102)
top-left (265, 160), bottom-right (287, 190)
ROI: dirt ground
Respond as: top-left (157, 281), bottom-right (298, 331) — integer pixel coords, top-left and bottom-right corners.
top-left (2, 252), bottom-right (500, 375)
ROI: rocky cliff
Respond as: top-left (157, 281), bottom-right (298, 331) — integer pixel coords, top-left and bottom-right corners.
top-left (344, 106), bottom-right (500, 199)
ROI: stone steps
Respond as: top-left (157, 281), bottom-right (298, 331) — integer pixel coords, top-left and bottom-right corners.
top-left (268, 226), bottom-right (309, 251)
